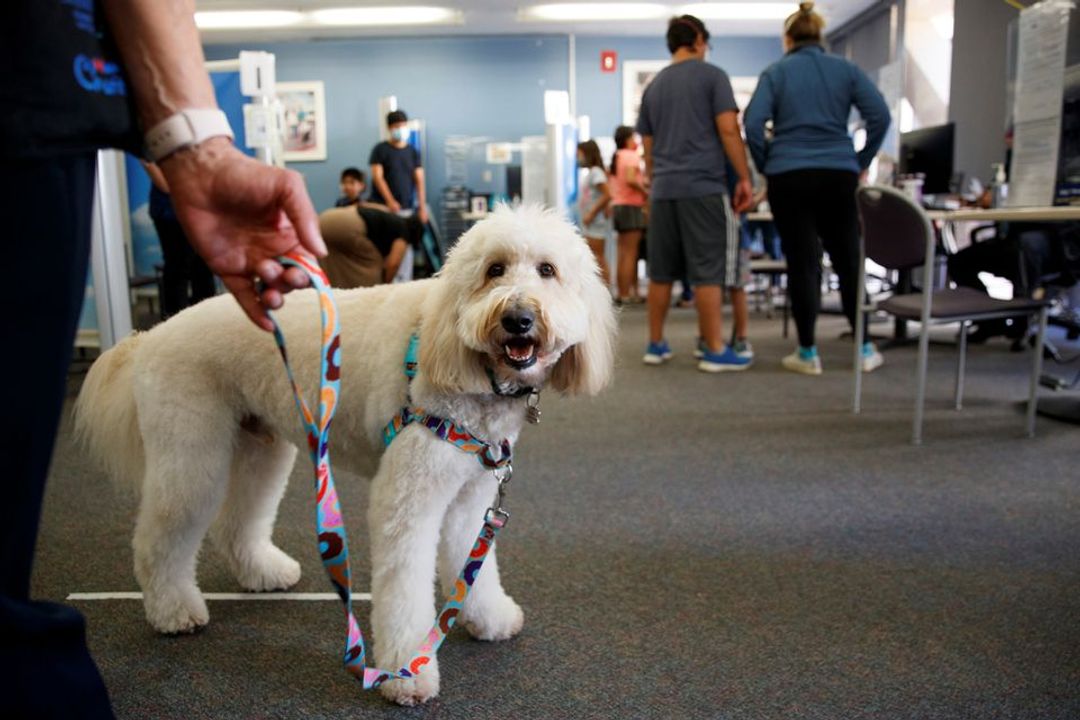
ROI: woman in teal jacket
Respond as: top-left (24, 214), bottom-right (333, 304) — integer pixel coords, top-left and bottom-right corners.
top-left (744, 1), bottom-right (891, 376)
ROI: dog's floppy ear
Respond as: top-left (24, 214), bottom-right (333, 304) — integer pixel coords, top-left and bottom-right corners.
top-left (550, 262), bottom-right (617, 395)
top-left (418, 258), bottom-right (487, 394)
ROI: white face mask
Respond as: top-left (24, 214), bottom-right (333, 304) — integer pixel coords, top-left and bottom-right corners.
top-left (391, 126), bottom-right (410, 143)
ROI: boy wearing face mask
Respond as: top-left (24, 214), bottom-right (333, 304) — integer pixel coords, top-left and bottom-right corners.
top-left (369, 109), bottom-right (428, 224)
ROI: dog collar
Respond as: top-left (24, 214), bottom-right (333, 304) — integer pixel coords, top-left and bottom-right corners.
top-left (485, 365), bottom-right (535, 398)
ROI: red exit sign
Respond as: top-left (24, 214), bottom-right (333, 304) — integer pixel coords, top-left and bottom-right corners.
top-left (601, 50), bottom-right (617, 73)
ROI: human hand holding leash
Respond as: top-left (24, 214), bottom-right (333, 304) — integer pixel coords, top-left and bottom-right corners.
top-left (159, 137), bottom-right (328, 331)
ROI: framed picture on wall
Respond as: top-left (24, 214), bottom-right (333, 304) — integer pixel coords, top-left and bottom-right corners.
top-left (276, 81), bottom-right (327, 162)
top-left (622, 60), bottom-right (668, 126)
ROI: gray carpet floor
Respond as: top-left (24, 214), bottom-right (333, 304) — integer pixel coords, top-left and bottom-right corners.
top-left (38, 307), bottom-right (1080, 719)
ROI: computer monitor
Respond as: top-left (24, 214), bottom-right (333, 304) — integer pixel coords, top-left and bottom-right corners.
top-left (898, 122), bottom-right (955, 195)
top-left (506, 165), bottom-right (523, 202)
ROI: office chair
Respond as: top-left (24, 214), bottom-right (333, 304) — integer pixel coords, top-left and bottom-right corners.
top-left (852, 185), bottom-right (1050, 445)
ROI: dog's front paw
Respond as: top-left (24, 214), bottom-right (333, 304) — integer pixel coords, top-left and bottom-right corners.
top-left (144, 585), bottom-right (209, 634)
top-left (379, 661), bottom-right (440, 706)
top-left (235, 544), bottom-right (302, 592)
top-left (464, 594), bottom-right (524, 642)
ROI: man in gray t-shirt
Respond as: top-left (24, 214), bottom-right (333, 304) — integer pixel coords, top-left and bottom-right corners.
top-left (638, 56), bottom-right (737, 199)
top-left (636, 14), bottom-right (755, 374)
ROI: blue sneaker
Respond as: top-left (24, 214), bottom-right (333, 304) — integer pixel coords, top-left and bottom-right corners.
top-left (643, 340), bottom-right (673, 365)
top-left (697, 344), bottom-right (752, 373)
top-left (695, 337), bottom-right (754, 361)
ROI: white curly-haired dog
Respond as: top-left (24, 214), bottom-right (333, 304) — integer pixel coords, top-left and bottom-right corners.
top-left (75, 204), bottom-right (616, 705)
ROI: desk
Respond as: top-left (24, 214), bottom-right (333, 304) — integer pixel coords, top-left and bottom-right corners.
top-left (747, 205), bottom-right (1080, 224)
top-left (926, 206), bottom-right (1080, 223)
top-left (928, 205), bottom-right (1080, 424)
top-left (744, 205), bottom-right (1080, 343)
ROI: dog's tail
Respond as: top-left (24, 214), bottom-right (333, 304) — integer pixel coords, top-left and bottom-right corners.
top-left (74, 332), bottom-right (145, 492)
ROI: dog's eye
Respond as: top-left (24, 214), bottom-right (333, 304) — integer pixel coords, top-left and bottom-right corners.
top-left (487, 263), bottom-right (505, 278)
top-left (538, 262), bottom-right (557, 278)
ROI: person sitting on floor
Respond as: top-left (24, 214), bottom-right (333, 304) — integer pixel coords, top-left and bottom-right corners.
top-left (358, 204), bottom-right (422, 283)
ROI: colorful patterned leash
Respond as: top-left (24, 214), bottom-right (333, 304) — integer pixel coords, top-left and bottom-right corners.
top-left (268, 253), bottom-right (512, 691)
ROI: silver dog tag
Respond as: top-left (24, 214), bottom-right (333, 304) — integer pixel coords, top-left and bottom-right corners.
top-left (526, 391), bottom-right (541, 425)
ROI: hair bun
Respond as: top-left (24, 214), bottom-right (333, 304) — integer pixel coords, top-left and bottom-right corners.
top-left (799, 1), bottom-right (814, 13)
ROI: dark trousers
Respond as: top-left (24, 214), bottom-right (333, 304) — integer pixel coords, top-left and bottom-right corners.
top-left (0, 153), bottom-right (115, 718)
top-left (767, 169), bottom-right (866, 348)
top-left (155, 217), bottom-right (216, 319)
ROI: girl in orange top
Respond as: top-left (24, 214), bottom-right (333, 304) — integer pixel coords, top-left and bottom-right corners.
top-left (608, 126), bottom-right (649, 304)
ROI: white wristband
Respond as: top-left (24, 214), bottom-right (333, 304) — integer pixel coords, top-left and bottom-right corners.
top-left (144, 108), bottom-right (235, 162)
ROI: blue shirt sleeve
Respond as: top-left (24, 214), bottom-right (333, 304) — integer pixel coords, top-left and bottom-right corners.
top-left (743, 70), bottom-right (774, 175)
top-left (412, 145), bottom-right (422, 169)
top-left (850, 64), bottom-right (891, 170)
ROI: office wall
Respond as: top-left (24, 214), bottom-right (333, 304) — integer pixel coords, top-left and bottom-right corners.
top-left (205, 36), bottom-right (570, 214)
top-left (948, 0), bottom-right (1018, 184)
top-left (205, 34), bottom-right (781, 214)
top-left (830, 2), bottom-right (897, 76)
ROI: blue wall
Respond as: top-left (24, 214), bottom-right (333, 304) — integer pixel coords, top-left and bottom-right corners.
top-left (205, 34), bottom-right (782, 215)
top-left (205, 36), bottom-right (569, 215)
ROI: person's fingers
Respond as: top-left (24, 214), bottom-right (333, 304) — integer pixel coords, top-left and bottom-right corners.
top-left (255, 258), bottom-right (283, 286)
top-left (253, 254), bottom-right (313, 293)
top-left (280, 266), bottom-right (311, 289)
top-left (259, 286), bottom-right (284, 311)
top-left (280, 169), bottom-right (328, 258)
top-left (222, 275), bottom-right (275, 332)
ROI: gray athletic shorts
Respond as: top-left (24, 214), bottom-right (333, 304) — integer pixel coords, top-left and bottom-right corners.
top-left (647, 193), bottom-right (748, 288)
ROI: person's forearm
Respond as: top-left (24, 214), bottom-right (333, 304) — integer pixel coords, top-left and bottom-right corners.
top-left (642, 137), bottom-right (654, 181)
top-left (102, 0), bottom-right (216, 129)
top-left (373, 176), bottom-right (396, 206)
top-left (415, 170), bottom-right (426, 210)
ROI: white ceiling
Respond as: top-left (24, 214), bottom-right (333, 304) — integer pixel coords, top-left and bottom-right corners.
top-left (195, 0), bottom-right (882, 43)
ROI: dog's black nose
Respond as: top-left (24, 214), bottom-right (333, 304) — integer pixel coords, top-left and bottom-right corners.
top-left (501, 310), bottom-right (535, 335)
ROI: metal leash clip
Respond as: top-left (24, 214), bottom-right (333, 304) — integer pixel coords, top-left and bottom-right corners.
top-left (485, 463), bottom-right (513, 525)
top-left (526, 391), bottom-right (542, 425)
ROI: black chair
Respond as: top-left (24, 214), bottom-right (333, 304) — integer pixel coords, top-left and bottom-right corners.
top-left (853, 186), bottom-right (1049, 445)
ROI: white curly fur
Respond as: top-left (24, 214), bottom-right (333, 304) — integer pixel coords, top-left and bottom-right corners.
top-left (74, 205), bottom-right (616, 706)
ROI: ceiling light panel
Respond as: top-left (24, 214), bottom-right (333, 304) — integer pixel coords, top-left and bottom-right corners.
top-left (194, 10), bottom-right (304, 29)
top-left (310, 6), bottom-right (463, 26)
top-left (520, 3), bottom-right (669, 22)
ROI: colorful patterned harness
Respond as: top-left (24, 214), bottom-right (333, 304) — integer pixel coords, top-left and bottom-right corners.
top-left (382, 334), bottom-right (513, 470)
top-left (270, 254), bottom-right (512, 691)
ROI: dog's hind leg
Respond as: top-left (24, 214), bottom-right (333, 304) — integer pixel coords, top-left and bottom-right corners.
top-left (438, 475), bottom-right (524, 642)
top-left (133, 416), bottom-right (234, 635)
top-left (210, 427), bottom-right (301, 592)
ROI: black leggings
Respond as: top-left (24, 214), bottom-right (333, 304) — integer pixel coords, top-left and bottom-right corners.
top-left (0, 153), bottom-right (115, 717)
top-left (767, 169), bottom-right (866, 348)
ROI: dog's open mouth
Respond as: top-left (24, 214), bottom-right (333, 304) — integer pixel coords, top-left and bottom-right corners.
top-left (502, 337), bottom-right (539, 369)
